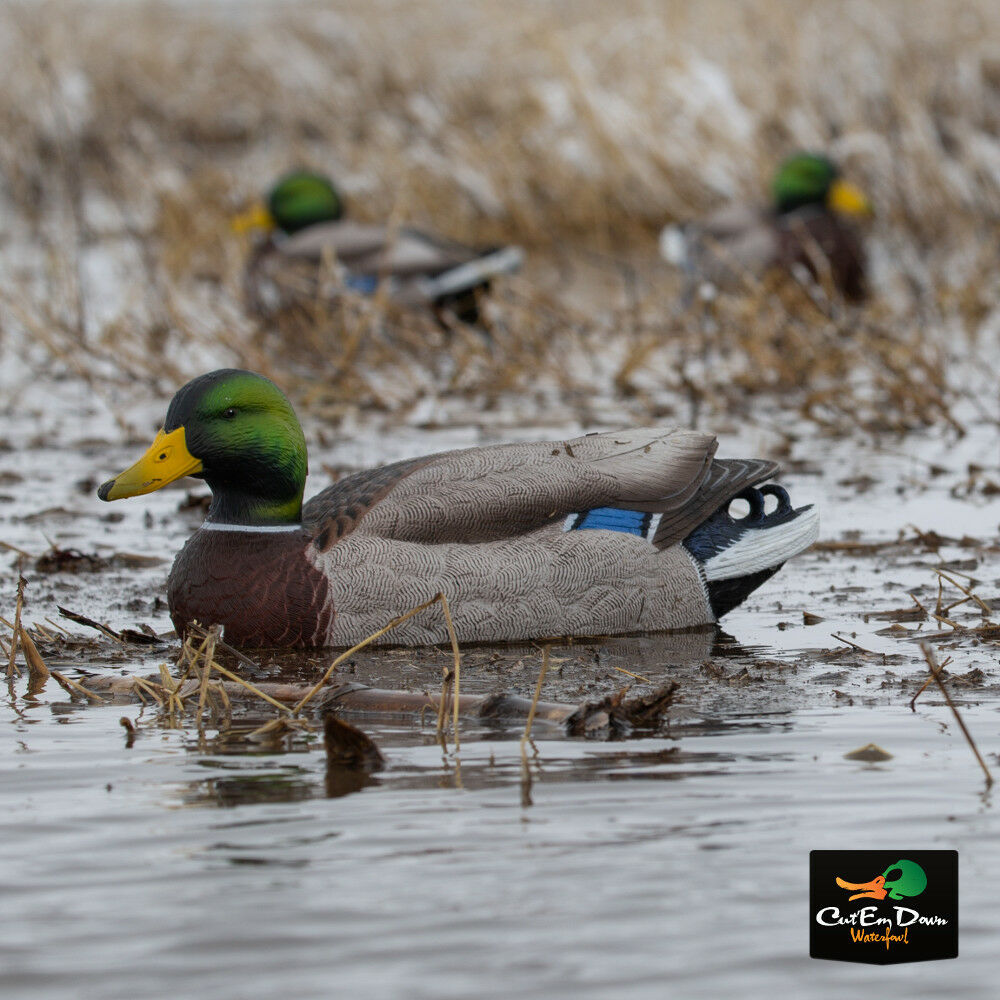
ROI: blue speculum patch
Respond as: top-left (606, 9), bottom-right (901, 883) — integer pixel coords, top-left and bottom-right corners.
top-left (345, 273), bottom-right (380, 294)
top-left (566, 507), bottom-right (653, 537)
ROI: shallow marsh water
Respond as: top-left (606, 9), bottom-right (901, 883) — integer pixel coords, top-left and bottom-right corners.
top-left (2, 688), bottom-right (998, 999)
top-left (2, 372), bottom-right (1000, 999)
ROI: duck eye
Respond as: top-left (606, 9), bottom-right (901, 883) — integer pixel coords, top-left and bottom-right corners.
top-left (223, 407), bottom-right (237, 419)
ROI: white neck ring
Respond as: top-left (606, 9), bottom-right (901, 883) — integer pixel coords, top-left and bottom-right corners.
top-left (201, 522), bottom-right (302, 534)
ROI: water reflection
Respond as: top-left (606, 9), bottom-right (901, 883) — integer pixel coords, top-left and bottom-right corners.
top-left (167, 716), bottom-right (805, 810)
top-left (325, 766), bottom-right (380, 799)
top-left (184, 764), bottom-right (316, 807)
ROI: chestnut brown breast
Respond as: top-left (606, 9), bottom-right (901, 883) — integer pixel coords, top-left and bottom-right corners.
top-left (776, 210), bottom-right (866, 300)
top-left (168, 529), bottom-right (333, 647)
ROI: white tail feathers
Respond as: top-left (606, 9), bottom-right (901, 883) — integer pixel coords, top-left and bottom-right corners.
top-left (701, 506), bottom-right (819, 581)
top-left (417, 246), bottom-right (524, 301)
top-left (659, 225), bottom-right (689, 267)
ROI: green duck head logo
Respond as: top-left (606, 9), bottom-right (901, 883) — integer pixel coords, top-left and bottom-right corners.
top-left (835, 859), bottom-right (928, 902)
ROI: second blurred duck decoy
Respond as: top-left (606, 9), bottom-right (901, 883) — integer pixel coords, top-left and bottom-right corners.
top-left (237, 171), bottom-right (523, 323)
top-left (660, 152), bottom-right (872, 300)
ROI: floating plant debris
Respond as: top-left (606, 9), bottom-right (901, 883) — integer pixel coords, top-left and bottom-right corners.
top-left (844, 743), bottom-right (893, 762)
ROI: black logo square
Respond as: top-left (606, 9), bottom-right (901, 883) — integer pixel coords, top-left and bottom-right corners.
top-left (810, 850), bottom-right (958, 964)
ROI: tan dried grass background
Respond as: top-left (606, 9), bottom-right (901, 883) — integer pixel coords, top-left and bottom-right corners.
top-left (2, 0), bottom-right (999, 433)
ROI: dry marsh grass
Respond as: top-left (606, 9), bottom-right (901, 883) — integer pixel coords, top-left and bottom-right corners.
top-left (2, 0), bottom-right (1000, 432)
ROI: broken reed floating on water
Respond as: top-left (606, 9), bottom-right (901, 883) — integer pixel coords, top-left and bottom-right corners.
top-left (20, 593), bottom-right (677, 744)
top-left (77, 671), bottom-right (679, 741)
top-left (34, 596), bottom-right (677, 741)
top-left (117, 616), bottom-right (677, 738)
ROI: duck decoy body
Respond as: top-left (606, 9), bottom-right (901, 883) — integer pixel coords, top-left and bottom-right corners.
top-left (660, 153), bottom-right (871, 300)
top-left (98, 370), bottom-right (818, 648)
top-left (239, 171), bottom-right (523, 323)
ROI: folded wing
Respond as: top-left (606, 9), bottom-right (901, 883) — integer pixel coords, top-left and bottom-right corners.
top-left (303, 430), bottom-right (782, 552)
top-left (341, 428), bottom-right (724, 545)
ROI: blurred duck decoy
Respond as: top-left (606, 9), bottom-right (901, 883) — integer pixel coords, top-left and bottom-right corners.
top-left (97, 369), bottom-right (818, 649)
top-left (236, 171), bottom-right (523, 323)
top-left (660, 153), bottom-right (872, 300)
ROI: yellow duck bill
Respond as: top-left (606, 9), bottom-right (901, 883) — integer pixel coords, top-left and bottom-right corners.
top-left (98, 427), bottom-right (203, 501)
top-left (827, 178), bottom-right (872, 218)
top-left (231, 201), bottom-right (275, 234)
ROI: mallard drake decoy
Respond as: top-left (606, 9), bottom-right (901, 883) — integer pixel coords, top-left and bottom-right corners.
top-left (236, 171), bottom-right (523, 323)
top-left (660, 153), bottom-right (872, 300)
top-left (97, 370), bottom-right (818, 648)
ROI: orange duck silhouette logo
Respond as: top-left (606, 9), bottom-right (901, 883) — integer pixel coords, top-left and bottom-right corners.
top-left (836, 859), bottom-right (928, 902)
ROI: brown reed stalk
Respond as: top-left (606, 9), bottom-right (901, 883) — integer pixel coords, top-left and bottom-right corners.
top-left (6, 568), bottom-right (26, 678)
top-left (920, 643), bottom-right (993, 788)
top-left (18, 627), bottom-right (50, 694)
top-left (50, 669), bottom-right (106, 703)
top-left (195, 625), bottom-right (220, 730)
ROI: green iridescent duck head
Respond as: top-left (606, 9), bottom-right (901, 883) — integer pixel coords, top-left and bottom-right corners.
top-left (234, 171), bottom-right (344, 236)
top-left (98, 370), bottom-right (308, 526)
top-left (772, 153), bottom-right (872, 218)
top-left (267, 171), bottom-right (344, 233)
